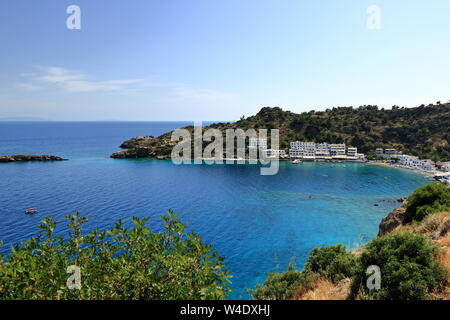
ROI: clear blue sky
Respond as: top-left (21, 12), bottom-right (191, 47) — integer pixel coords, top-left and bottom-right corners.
top-left (0, 0), bottom-right (449, 121)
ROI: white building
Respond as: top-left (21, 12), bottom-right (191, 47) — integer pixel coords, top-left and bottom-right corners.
top-left (263, 149), bottom-right (287, 158)
top-left (442, 162), bottom-right (450, 172)
top-left (375, 148), bottom-right (384, 157)
top-left (330, 144), bottom-right (346, 158)
top-left (420, 160), bottom-right (434, 171)
top-left (315, 143), bottom-right (331, 158)
top-left (347, 147), bottom-right (358, 158)
top-left (289, 141), bottom-right (363, 161)
top-left (290, 141), bottom-right (316, 158)
top-left (376, 148), bottom-right (402, 159)
top-left (398, 155), bottom-right (435, 171)
top-left (357, 153), bottom-right (366, 161)
top-left (289, 149), bottom-right (303, 158)
top-left (385, 149), bottom-right (401, 158)
top-left (249, 138), bottom-right (267, 148)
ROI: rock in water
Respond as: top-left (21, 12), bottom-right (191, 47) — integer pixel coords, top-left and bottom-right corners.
top-left (0, 155), bottom-right (68, 162)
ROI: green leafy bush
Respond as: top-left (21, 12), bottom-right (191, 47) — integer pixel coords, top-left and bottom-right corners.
top-left (350, 232), bottom-right (448, 300)
top-left (0, 211), bottom-right (230, 300)
top-left (405, 183), bottom-right (450, 222)
top-left (248, 265), bottom-right (316, 300)
top-left (305, 244), bottom-right (359, 283)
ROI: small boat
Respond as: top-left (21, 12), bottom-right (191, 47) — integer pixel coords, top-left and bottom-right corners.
top-left (291, 159), bottom-right (302, 164)
top-left (25, 208), bottom-right (38, 214)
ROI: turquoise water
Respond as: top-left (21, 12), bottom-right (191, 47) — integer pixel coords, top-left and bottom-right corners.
top-left (0, 122), bottom-right (432, 299)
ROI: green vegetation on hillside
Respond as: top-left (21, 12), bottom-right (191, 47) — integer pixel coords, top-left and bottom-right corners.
top-left (305, 244), bottom-right (359, 283)
top-left (350, 233), bottom-right (447, 300)
top-left (252, 233), bottom-right (448, 300)
top-left (113, 103), bottom-right (450, 161)
top-left (405, 183), bottom-right (450, 222)
top-left (251, 183), bottom-right (450, 300)
top-left (250, 244), bottom-right (359, 299)
top-left (0, 211), bottom-right (230, 300)
top-left (248, 265), bottom-right (317, 300)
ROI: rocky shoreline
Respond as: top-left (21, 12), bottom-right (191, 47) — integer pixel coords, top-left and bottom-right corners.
top-left (0, 155), bottom-right (68, 162)
top-left (378, 198), bottom-right (450, 239)
top-left (378, 200), bottom-right (409, 236)
top-left (110, 136), bottom-right (174, 159)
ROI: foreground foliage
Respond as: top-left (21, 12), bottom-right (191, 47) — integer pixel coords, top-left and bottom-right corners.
top-left (350, 232), bottom-right (448, 300)
top-left (0, 211), bottom-right (230, 300)
top-left (305, 244), bottom-right (359, 283)
top-left (252, 233), bottom-right (448, 300)
top-left (248, 265), bottom-right (316, 300)
top-left (405, 183), bottom-right (450, 222)
top-left (250, 245), bottom-right (359, 299)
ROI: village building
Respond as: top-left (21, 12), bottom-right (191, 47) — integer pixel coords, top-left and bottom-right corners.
top-left (249, 138), bottom-right (267, 148)
top-left (288, 141), bottom-right (364, 161)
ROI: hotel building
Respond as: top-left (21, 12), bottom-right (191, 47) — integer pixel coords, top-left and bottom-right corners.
top-left (289, 141), bottom-right (364, 161)
top-left (249, 138), bottom-right (267, 148)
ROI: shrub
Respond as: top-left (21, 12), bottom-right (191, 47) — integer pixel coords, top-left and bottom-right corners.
top-left (0, 211), bottom-right (230, 300)
top-left (248, 265), bottom-right (316, 300)
top-left (305, 244), bottom-right (359, 283)
top-left (405, 183), bottom-right (450, 222)
top-left (349, 232), bottom-right (448, 300)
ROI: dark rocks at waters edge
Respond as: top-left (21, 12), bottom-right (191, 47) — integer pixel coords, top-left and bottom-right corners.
top-left (378, 198), bottom-right (401, 204)
top-left (0, 155), bottom-right (68, 163)
top-left (111, 135), bottom-right (174, 159)
top-left (378, 201), bottom-right (408, 237)
top-left (110, 148), bottom-right (170, 160)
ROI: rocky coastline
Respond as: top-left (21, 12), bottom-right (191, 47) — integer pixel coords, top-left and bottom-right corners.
top-left (378, 198), bottom-right (450, 239)
top-left (0, 155), bottom-right (68, 162)
top-left (110, 136), bottom-right (174, 159)
top-left (378, 200), bottom-right (409, 236)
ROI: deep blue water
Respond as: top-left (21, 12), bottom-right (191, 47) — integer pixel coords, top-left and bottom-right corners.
top-left (0, 122), bottom-right (433, 299)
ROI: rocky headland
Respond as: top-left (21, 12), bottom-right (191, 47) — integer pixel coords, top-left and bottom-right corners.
top-left (110, 135), bottom-right (174, 160)
top-left (110, 103), bottom-right (450, 160)
top-left (0, 155), bottom-right (68, 162)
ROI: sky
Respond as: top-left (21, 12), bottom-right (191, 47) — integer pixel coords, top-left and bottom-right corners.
top-left (0, 0), bottom-right (449, 121)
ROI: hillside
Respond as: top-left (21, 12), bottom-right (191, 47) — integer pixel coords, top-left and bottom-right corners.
top-left (251, 183), bottom-right (450, 300)
top-left (111, 103), bottom-right (450, 161)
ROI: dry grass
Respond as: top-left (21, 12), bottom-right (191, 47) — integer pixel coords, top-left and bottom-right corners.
top-left (428, 234), bottom-right (450, 300)
top-left (292, 212), bottom-right (450, 301)
top-left (392, 212), bottom-right (449, 236)
top-left (436, 235), bottom-right (450, 274)
top-left (293, 278), bottom-right (350, 300)
top-left (437, 234), bottom-right (450, 248)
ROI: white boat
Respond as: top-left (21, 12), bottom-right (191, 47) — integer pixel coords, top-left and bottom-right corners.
top-left (291, 159), bottom-right (302, 164)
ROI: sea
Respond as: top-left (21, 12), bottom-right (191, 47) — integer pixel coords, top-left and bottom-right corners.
top-left (0, 121), bottom-right (433, 299)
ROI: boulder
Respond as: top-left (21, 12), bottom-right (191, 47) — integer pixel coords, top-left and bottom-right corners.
top-left (378, 202), bottom-right (408, 237)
